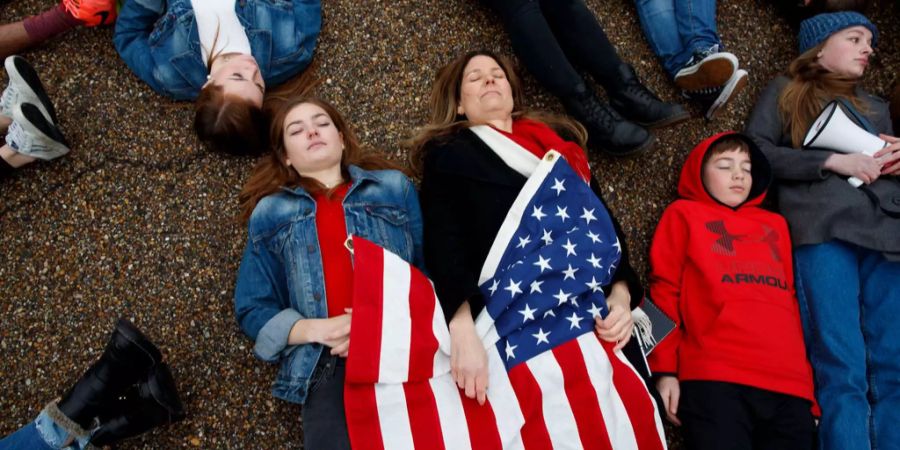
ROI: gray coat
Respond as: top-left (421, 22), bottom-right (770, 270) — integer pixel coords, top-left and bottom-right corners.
top-left (745, 76), bottom-right (900, 260)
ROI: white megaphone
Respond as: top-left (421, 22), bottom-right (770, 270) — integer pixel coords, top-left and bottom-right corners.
top-left (803, 100), bottom-right (888, 188)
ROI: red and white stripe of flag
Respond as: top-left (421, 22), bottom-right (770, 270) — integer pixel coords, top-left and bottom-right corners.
top-left (344, 237), bottom-right (667, 450)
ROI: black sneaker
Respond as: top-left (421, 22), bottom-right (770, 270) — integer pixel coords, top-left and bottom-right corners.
top-left (1, 55), bottom-right (58, 123)
top-left (609, 64), bottom-right (691, 129)
top-left (563, 86), bottom-right (655, 157)
top-left (674, 45), bottom-right (738, 92)
top-left (684, 69), bottom-right (749, 120)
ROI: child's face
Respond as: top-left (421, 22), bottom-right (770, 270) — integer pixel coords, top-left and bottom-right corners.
top-left (702, 148), bottom-right (752, 207)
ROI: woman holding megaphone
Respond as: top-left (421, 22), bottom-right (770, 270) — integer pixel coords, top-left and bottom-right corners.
top-left (745, 12), bottom-right (900, 450)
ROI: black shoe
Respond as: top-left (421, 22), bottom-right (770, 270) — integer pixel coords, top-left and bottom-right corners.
top-left (57, 319), bottom-right (163, 429)
top-left (608, 64), bottom-right (690, 129)
top-left (90, 363), bottom-right (186, 447)
top-left (562, 85), bottom-right (655, 157)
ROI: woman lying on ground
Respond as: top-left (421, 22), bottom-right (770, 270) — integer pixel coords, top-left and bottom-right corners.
top-left (234, 95), bottom-right (423, 449)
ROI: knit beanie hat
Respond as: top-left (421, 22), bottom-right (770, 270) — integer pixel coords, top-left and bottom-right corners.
top-left (798, 12), bottom-right (878, 54)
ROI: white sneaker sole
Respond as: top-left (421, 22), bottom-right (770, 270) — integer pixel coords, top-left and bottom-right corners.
top-left (4, 55), bottom-right (55, 123)
top-left (705, 69), bottom-right (749, 120)
top-left (675, 52), bottom-right (738, 91)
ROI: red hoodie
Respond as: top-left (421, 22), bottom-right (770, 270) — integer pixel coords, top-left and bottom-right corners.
top-left (647, 132), bottom-right (815, 404)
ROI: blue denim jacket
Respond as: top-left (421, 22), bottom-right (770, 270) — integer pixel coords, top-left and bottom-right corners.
top-left (113, 0), bottom-right (321, 101)
top-left (234, 167), bottom-right (424, 404)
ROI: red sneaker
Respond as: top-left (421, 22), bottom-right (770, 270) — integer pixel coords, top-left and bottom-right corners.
top-left (61, 0), bottom-right (118, 27)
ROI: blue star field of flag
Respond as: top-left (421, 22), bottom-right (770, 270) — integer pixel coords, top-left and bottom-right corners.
top-left (479, 156), bottom-right (623, 371)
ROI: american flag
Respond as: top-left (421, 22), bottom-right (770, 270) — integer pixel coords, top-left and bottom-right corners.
top-left (345, 152), bottom-right (666, 450)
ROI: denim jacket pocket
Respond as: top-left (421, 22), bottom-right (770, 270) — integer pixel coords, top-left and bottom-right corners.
top-left (351, 204), bottom-right (413, 262)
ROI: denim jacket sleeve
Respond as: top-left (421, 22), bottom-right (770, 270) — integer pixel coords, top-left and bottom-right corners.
top-left (113, 0), bottom-right (165, 95)
top-left (402, 176), bottom-right (426, 272)
top-left (233, 232), bottom-right (303, 363)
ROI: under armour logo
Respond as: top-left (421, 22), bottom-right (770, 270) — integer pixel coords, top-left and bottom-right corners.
top-left (706, 220), bottom-right (744, 256)
top-left (95, 11), bottom-right (110, 26)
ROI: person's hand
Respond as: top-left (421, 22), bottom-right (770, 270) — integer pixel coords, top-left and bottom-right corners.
top-left (595, 281), bottom-right (633, 351)
top-left (449, 304), bottom-right (489, 405)
top-left (313, 309), bottom-right (353, 357)
top-left (824, 153), bottom-right (882, 184)
top-left (656, 376), bottom-right (682, 426)
top-left (875, 134), bottom-right (900, 176)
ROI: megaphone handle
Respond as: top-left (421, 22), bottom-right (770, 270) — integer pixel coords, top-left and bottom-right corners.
top-left (849, 176), bottom-right (864, 188)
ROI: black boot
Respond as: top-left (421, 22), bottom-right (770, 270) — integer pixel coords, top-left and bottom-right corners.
top-left (608, 64), bottom-right (690, 129)
top-left (57, 318), bottom-right (163, 429)
top-left (90, 363), bottom-right (186, 447)
top-left (562, 84), bottom-right (655, 157)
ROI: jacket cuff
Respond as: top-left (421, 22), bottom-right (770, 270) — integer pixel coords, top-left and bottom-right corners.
top-left (253, 309), bottom-right (303, 362)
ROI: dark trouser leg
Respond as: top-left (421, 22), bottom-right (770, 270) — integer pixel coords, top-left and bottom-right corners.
top-left (479, 0), bottom-right (586, 98)
top-left (302, 355), bottom-right (350, 450)
top-left (751, 390), bottom-right (815, 450)
top-left (538, 0), bottom-right (624, 90)
top-left (0, 155), bottom-right (15, 180)
top-left (679, 381), bottom-right (754, 450)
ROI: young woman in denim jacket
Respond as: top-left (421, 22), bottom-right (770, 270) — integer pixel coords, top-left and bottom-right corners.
top-left (233, 95), bottom-right (423, 449)
top-left (114, 0), bottom-right (321, 156)
top-left (745, 12), bottom-right (900, 450)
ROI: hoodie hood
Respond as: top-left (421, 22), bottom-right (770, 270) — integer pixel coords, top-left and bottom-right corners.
top-left (678, 131), bottom-right (772, 210)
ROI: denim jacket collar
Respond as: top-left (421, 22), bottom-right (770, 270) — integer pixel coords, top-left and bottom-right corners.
top-left (279, 165), bottom-right (382, 198)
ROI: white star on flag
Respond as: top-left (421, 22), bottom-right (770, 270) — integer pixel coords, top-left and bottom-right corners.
top-left (543, 310), bottom-right (556, 318)
top-left (488, 279), bottom-right (500, 296)
top-left (586, 230), bottom-right (602, 243)
top-left (566, 312), bottom-right (584, 330)
top-left (532, 328), bottom-right (551, 345)
top-left (585, 276), bottom-right (602, 293)
top-left (613, 236), bottom-right (622, 253)
top-left (587, 253), bottom-right (602, 268)
top-left (504, 279), bottom-right (523, 297)
top-left (553, 289), bottom-right (570, 306)
top-left (531, 205), bottom-right (546, 221)
top-left (588, 302), bottom-right (604, 318)
top-left (517, 235), bottom-right (531, 249)
top-left (551, 178), bottom-right (566, 195)
top-left (580, 208), bottom-right (597, 224)
top-left (529, 280), bottom-right (544, 294)
top-left (533, 255), bottom-right (552, 272)
top-left (562, 239), bottom-right (577, 256)
top-left (563, 264), bottom-right (579, 280)
top-left (505, 341), bottom-right (518, 360)
top-left (555, 206), bottom-right (569, 221)
top-left (518, 303), bottom-right (537, 323)
top-left (541, 229), bottom-right (553, 245)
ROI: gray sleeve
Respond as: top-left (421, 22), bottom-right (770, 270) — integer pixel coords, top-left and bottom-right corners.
top-left (744, 77), bottom-right (835, 181)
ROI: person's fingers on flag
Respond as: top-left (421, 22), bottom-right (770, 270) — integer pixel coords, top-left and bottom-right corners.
top-left (595, 304), bottom-right (630, 341)
top-left (464, 374), bottom-right (477, 400)
top-left (475, 371), bottom-right (488, 405)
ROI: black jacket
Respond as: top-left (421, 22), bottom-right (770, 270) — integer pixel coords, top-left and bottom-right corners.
top-left (420, 128), bottom-right (644, 322)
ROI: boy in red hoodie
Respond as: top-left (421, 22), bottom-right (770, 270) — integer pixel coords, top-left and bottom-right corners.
top-left (647, 132), bottom-right (816, 450)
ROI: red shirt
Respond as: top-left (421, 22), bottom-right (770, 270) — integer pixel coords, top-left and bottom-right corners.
top-left (495, 118), bottom-right (592, 182)
top-left (313, 183), bottom-right (354, 318)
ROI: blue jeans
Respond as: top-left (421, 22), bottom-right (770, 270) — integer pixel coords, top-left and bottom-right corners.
top-left (634, 0), bottom-right (721, 77)
top-left (794, 241), bottom-right (900, 450)
top-left (0, 411), bottom-right (90, 450)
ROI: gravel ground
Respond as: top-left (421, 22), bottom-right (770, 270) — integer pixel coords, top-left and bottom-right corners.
top-left (0, 0), bottom-right (897, 448)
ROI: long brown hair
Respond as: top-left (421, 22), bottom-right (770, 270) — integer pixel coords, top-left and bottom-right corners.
top-left (194, 84), bottom-right (269, 156)
top-left (408, 50), bottom-right (586, 176)
top-left (778, 43), bottom-right (868, 147)
top-left (238, 96), bottom-right (400, 222)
